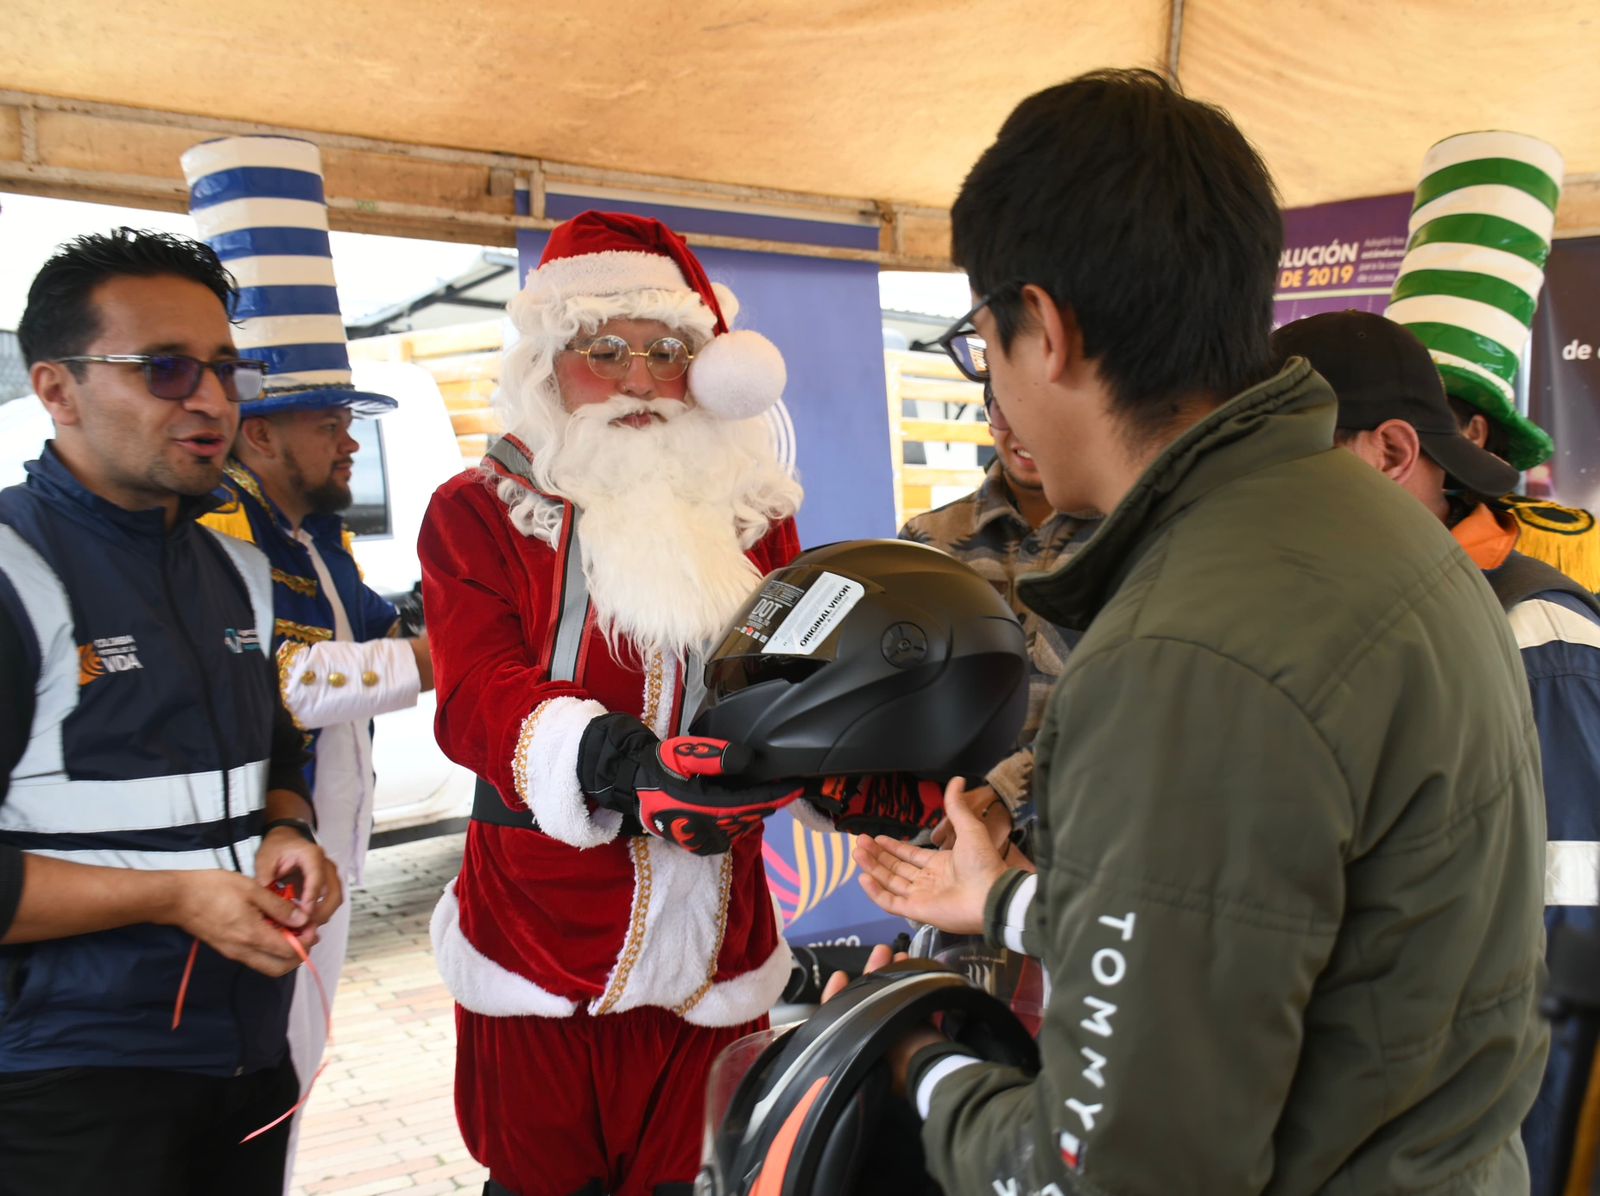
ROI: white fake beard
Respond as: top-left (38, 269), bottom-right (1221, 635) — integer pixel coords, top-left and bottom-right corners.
top-left (520, 394), bottom-right (793, 660)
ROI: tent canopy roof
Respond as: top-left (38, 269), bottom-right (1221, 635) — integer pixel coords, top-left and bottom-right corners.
top-left (3, 0), bottom-right (1596, 215)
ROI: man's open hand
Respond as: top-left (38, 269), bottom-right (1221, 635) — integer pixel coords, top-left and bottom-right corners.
top-left (855, 779), bottom-right (1009, 935)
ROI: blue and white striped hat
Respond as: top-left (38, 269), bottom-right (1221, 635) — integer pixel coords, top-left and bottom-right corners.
top-left (180, 135), bottom-right (396, 418)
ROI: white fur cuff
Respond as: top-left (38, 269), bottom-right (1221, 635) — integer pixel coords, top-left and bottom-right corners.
top-left (515, 696), bottom-right (620, 848)
top-left (430, 878), bottom-right (578, 1018)
top-left (683, 938), bottom-right (794, 1027)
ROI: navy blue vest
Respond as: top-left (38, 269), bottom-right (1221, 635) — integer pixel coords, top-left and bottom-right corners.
top-left (0, 448), bottom-right (293, 1075)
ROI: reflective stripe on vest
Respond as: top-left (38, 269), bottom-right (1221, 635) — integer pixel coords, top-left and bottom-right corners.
top-left (1, 524), bottom-right (275, 874)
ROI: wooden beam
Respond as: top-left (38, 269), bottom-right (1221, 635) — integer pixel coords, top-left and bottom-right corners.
top-left (901, 418), bottom-right (994, 446)
top-left (898, 379), bottom-right (985, 406)
top-left (450, 409), bottom-right (502, 437)
top-left (903, 465), bottom-right (988, 489)
top-left (0, 107), bottom-right (20, 161)
top-left (886, 350), bottom-right (970, 383)
top-left (0, 89), bottom-right (956, 267)
top-left (350, 321), bottom-right (506, 361)
top-left (1557, 174), bottom-right (1600, 239)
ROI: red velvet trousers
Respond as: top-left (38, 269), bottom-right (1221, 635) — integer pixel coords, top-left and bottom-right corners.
top-left (456, 1004), bottom-right (766, 1196)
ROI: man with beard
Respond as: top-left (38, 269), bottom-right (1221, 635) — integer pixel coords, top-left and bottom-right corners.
top-left (420, 211), bottom-right (818, 1196)
top-left (900, 384), bottom-right (1097, 861)
top-left (184, 131), bottom-right (434, 1188)
top-left (203, 398), bottom-right (433, 1131)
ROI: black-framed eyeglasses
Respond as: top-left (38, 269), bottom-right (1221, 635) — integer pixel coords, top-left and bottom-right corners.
top-left (934, 294), bottom-right (999, 383)
top-left (53, 354), bottom-right (269, 403)
top-left (563, 335), bottom-right (694, 382)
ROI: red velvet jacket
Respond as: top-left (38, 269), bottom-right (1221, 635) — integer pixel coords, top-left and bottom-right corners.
top-left (421, 458), bottom-right (801, 1024)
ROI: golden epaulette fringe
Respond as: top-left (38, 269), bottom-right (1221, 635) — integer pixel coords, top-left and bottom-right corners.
top-left (1497, 495), bottom-right (1600, 592)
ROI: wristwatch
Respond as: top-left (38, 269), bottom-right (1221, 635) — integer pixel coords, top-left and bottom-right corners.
top-left (262, 817), bottom-right (317, 845)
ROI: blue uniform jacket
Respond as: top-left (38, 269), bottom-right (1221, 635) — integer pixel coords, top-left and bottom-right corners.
top-left (205, 461), bottom-right (398, 794)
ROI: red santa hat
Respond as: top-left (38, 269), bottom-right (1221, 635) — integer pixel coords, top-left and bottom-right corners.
top-left (505, 210), bottom-right (786, 422)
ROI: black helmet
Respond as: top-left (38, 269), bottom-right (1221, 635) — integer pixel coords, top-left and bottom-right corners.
top-left (908, 924), bottom-right (1049, 1038)
top-left (691, 540), bottom-right (1028, 782)
top-left (696, 960), bottom-right (1040, 1196)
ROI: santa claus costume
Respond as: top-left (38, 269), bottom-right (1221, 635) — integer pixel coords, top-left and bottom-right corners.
top-left (421, 212), bottom-right (805, 1196)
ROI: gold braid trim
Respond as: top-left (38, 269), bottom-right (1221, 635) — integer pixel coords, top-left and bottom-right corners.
top-left (595, 837), bottom-right (654, 1015)
top-left (225, 460), bottom-right (269, 509)
top-left (675, 851), bottom-right (735, 1017)
top-left (275, 641), bottom-right (309, 731)
top-left (271, 568), bottom-right (318, 598)
top-left (275, 618), bottom-right (333, 645)
top-left (511, 701), bottom-right (553, 812)
top-left (642, 652), bottom-right (665, 732)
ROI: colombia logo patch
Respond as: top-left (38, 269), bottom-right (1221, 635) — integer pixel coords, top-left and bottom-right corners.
top-left (77, 634), bottom-right (143, 685)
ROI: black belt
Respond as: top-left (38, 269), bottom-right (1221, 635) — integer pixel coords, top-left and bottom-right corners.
top-left (471, 776), bottom-right (644, 838)
top-left (472, 777), bottom-right (535, 829)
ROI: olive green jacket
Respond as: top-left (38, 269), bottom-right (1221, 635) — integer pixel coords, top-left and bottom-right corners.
top-left (914, 360), bottom-right (1548, 1195)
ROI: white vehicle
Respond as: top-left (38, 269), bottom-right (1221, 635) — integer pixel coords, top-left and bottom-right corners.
top-left (0, 361), bottom-right (474, 838)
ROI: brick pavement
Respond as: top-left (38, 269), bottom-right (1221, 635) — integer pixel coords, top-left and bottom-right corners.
top-left (289, 832), bottom-right (488, 1196)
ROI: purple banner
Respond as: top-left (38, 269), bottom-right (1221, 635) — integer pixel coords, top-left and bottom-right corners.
top-left (1528, 236), bottom-right (1600, 509)
top-left (1273, 193), bottom-right (1412, 326)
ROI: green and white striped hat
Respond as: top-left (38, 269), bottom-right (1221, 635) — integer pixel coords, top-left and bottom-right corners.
top-left (1385, 130), bottom-right (1563, 470)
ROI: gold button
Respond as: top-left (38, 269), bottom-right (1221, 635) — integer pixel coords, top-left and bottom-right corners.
top-left (300, 671), bottom-right (317, 685)
top-left (328, 672), bottom-right (347, 688)
top-left (361, 671), bottom-right (379, 687)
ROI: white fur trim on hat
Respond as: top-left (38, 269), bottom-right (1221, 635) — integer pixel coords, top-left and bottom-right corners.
top-left (535, 249), bottom-right (689, 301)
top-left (430, 878), bottom-right (579, 1017)
top-left (689, 329), bottom-right (787, 421)
top-left (514, 696), bottom-right (621, 849)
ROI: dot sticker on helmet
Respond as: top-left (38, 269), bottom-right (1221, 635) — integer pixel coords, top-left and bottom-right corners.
top-left (734, 578), bottom-right (807, 645)
top-left (762, 572), bottom-right (865, 657)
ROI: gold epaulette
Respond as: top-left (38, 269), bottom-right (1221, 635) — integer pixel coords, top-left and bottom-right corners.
top-left (1497, 495), bottom-right (1600, 592)
top-left (198, 504), bottom-right (257, 546)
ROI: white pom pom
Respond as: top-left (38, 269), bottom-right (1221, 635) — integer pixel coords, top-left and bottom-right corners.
top-left (689, 330), bottom-right (786, 421)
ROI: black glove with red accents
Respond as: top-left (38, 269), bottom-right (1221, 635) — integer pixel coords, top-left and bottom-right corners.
top-left (805, 774), bottom-right (946, 839)
top-left (577, 713), bottom-right (805, 856)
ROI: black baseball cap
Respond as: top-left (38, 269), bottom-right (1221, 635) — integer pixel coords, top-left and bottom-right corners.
top-left (1272, 310), bottom-right (1520, 498)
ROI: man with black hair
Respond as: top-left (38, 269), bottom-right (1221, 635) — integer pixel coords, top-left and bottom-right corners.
top-left (855, 70), bottom-right (1547, 1194)
top-left (0, 228), bottom-right (342, 1195)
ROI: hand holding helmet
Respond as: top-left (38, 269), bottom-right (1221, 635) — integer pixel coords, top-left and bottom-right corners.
top-left (577, 713), bottom-right (805, 855)
top-left (805, 774), bottom-right (946, 839)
